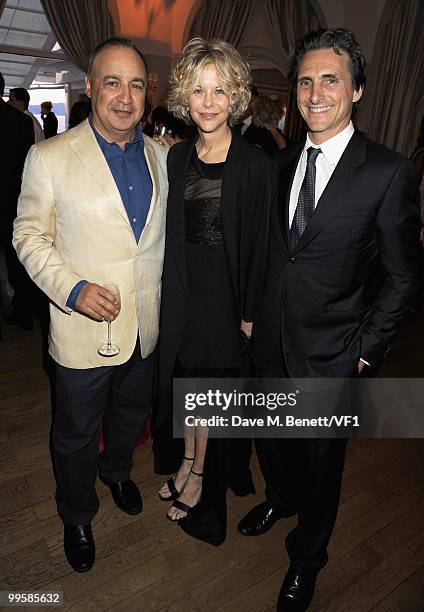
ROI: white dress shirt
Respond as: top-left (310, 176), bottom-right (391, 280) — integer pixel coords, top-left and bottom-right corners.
top-left (289, 122), bottom-right (354, 227)
top-left (288, 121), bottom-right (370, 367)
top-left (240, 115), bottom-right (252, 135)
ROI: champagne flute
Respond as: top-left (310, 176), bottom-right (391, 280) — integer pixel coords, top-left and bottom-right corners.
top-left (98, 283), bottom-right (121, 356)
top-left (153, 122), bottom-right (165, 138)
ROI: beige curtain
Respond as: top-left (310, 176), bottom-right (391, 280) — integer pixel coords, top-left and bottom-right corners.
top-left (265, 0), bottom-right (324, 142)
top-left (188, 0), bottom-right (254, 46)
top-left (358, 0), bottom-right (424, 154)
top-left (40, 0), bottom-right (115, 73)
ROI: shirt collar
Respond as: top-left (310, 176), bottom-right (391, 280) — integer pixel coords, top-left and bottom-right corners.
top-left (88, 113), bottom-right (144, 149)
top-left (305, 121), bottom-right (354, 166)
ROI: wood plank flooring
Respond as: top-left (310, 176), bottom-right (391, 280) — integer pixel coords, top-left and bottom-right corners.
top-left (0, 308), bottom-right (423, 611)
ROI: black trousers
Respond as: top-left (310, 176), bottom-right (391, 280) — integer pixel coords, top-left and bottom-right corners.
top-left (52, 345), bottom-right (154, 525)
top-left (255, 346), bottom-right (347, 574)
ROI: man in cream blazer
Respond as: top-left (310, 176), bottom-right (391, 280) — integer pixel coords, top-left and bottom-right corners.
top-left (13, 38), bottom-right (168, 573)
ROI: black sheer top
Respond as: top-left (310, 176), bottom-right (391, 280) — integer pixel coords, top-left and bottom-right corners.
top-left (177, 148), bottom-right (242, 369)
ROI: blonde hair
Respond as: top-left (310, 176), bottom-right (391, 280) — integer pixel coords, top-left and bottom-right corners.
top-left (168, 37), bottom-right (251, 126)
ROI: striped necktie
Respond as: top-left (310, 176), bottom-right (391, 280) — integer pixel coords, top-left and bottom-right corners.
top-left (290, 146), bottom-right (321, 248)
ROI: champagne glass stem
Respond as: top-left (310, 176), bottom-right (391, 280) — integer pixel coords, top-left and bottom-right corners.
top-left (98, 283), bottom-right (120, 357)
top-left (107, 321), bottom-right (112, 347)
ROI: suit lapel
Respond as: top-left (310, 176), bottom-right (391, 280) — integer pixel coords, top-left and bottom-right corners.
top-left (293, 131), bottom-right (367, 253)
top-left (143, 138), bottom-right (160, 227)
top-left (68, 120), bottom-right (130, 226)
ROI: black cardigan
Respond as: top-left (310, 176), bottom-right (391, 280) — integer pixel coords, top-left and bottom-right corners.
top-left (155, 131), bottom-right (277, 427)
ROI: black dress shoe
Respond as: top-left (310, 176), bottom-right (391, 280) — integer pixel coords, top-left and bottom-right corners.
top-left (277, 567), bottom-right (316, 611)
top-left (64, 524), bottom-right (95, 573)
top-left (108, 479), bottom-right (143, 515)
top-left (237, 500), bottom-right (283, 536)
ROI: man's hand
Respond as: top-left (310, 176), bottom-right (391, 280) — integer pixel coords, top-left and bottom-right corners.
top-left (357, 360), bottom-right (366, 374)
top-left (241, 319), bottom-right (253, 339)
top-left (75, 283), bottom-right (120, 322)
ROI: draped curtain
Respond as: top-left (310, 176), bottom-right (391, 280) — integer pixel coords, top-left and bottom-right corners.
top-left (40, 0), bottom-right (115, 73)
top-left (0, 0), bottom-right (7, 20)
top-left (265, 0), bottom-right (323, 142)
top-left (358, 0), bottom-right (424, 154)
top-left (188, 0), bottom-right (254, 47)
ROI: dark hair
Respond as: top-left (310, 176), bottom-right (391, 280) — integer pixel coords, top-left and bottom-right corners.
top-left (250, 84), bottom-right (259, 98)
top-left (87, 36), bottom-right (147, 77)
top-left (10, 87), bottom-right (30, 109)
top-left (288, 28), bottom-right (366, 93)
top-left (0, 72), bottom-right (4, 97)
top-left (151, 106), bottom-right (171, 125)
top-left (68, 99), bottom-right (91, 129)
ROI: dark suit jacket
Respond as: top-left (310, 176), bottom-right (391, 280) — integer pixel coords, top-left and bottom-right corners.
top-left (156, 132), bottom-right (277, 424)
top-left (42, 111), bottom-right (58, 139)
top-left (242, 122), bottom-right (279, 157)
top-left (251, 130), bottom-right (422, 378)
top-left (1, 98), bottom-right (34, 242)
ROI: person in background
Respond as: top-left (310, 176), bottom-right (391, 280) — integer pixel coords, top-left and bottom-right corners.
top-left (8, 87), bottom-right (44, 144)
top-left (278, 101), bottom-right (291, 146)
top-left (68, 99), bottom-right (91, 129)
top-left (154, 37), bottom-right (275, 545)
top-left (143, 105), bottom-right (172, 137)
top-left (278, 102), bottom-right (287, 134)
top-left (236, 86), bottom-right (279, 156)
top-left (252, 95), bottom-right (287, 150)
top-left (40, 100), bottom-right (58, 138)
top-left (0, 73), bottom-right (34, 332)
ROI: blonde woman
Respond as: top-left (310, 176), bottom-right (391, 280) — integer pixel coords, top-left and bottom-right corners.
top-left (154, 37), bottom-right (276, 544)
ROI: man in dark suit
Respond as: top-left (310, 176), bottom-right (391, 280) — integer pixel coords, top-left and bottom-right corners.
top-left (0, 72), bottom-right (34, 332)
top-left (235, 86), bottom-right (279, 157)
top-left (240, 114), bottom-right (279, 157)
top-left (237, 29), bottom-right (421, 611)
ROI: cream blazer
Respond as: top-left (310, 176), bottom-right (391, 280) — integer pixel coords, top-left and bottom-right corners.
top-left (13, 119), bottom-right (168, 368)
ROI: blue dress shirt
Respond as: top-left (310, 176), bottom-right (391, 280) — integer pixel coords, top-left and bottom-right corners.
top-left (67, 118), bottom-right (153, 309)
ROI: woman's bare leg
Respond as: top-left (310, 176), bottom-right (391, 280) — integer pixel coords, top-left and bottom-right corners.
top-left (168, 424), bottom-right (208, 520)
top-left (159, 423), bottom-right (195, 498)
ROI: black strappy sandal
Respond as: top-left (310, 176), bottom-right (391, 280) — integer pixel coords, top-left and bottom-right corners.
top-left (167, 468), bottom-right (203, 521)
top-left (158, 456), bottom-right (194, 501)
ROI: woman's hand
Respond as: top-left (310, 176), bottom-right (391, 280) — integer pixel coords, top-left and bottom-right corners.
top-left (241, 319), bottom-right (253, 339)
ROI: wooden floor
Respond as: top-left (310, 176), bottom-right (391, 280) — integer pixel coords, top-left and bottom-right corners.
top-left (0, 308), bottom-right (424, 611)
